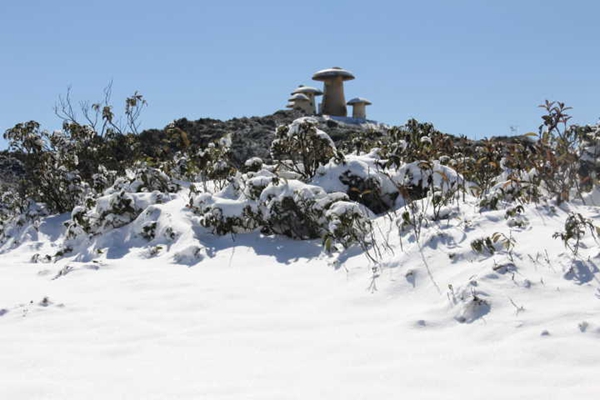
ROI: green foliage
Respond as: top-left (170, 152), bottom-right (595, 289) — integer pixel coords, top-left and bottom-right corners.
top-left (553, 213), bottom-right (598, 255)
top-left (471, 232), bottom-right (516, 259)
top-left (3, 121), bottom-right (91, 213)
top-left (199, 205), bottom-right (260, 236)
top-left (140, 221), bottom-right (157, 240)
top-left (271, 120), bottom-right (337, 181)
top-left (340, 170), bottom-right (395, 214)
top-left (505, 205), bottom-right (524, 219)
top-left (4, 93), bottom-right (600, 270)
top-left (470, 236), bottom-right (496, 255)
top-left (577, 124), bottom-right (600, 191)
top-left (323, 201), bottom-right (373, 251)
top-left (397, 203), bottom-right (428, 243)
top-left (532, 101), bottom-right (581, 204)
top-left (383, 119), bottom-right (455, 168)
top-left (262, 194), bottom-right (326, 240)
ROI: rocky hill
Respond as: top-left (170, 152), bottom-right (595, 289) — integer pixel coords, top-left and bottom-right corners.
top-left (138, 109), bottom-right (387, 166)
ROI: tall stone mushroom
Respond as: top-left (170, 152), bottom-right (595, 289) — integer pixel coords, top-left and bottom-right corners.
top-left (288, 93), bottom-right (312, 113)
top-left (312, 67), bottom-right (355, 117)
top-left (291, 85), bottom-right (323, 114)
top-left (347, 97), bottom-right (372, 119)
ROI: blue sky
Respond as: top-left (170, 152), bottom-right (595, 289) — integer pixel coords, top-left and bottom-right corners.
top-left (1, 0), bottom-right (598, 148)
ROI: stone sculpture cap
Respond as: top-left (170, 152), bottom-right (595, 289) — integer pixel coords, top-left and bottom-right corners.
top-left (288, 93), bottom-right (311, 101)
top-left (312, 67), bottom-right (355, 81)
top-left (347, 97), bottom-right (372, 105)
top-left (291, 85), bottom-right (324, 96)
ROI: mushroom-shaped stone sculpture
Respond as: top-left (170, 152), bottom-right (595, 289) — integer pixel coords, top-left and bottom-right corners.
top-left (347, 97), bottom-right (372, 119)
top-left (288, 93), bottom-right (312, 113)
top-left (312, 67), bottom-right (355, 117)
top-left (291, 85), bottom-right (323, 114)
top-left (285, 102), bottom-right (295, 109)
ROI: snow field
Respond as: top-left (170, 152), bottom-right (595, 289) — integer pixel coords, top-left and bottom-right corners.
top-left (1, 191), bottom-right (599, 399)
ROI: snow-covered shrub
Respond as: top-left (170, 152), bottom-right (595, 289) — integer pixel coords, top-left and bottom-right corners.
top-left (313, 153), bottom-right (398, 214)
top-left (106, 163), bottom-right (179, 194)
top-left (553, 213), bottom-right (599, 256)
top-left (395, 201), bottom-right (430, 243)
top-left (0, 198), bottom-right (48, 250)
top-left (259, 180), bottom-right (346, 240)
top-left (189, 165), bottom-right (373, 244)
top-left (459, 140), bottom-right (503, 197)
top-left (578, 124), bottom-right (600, 191)
top-left (271, 118), bottom-right (337, 181)
top-left (91, 165), bottom-right (118, 194)
top-left (188, 168), bottom-right (278, 236)
top-left (0, 186), bottom-right (24, 226)
top-left (160, 151), bottom-right (198, 181)
top-left (3, 121), bottom-right (115, 213)
top-left (504, 205), bottom-right (529, 228)
top-left (65, 169), bottom-right (177, 241)
top-left (338, 127), bottom-right (387, 156)
top-left (383, 119), bottom-right (455, 167)
top-left (189, 192), bottom-right (260, 236)
top-left (392, 161), bottom-right (464, 219)
top-left (242, 169), bottom-right (278, 201)
top-left (479, 169), bottom-right (540, 210)
top-left (526, 101), bottom-right (581, 204)
top-left (244, 157), bottom-right (264, 173)
top-left (140, 221), bottom-right (157, 240)
top-left (470, 232), bottom-right (515, 259)
top-left (323, 201), bottom-right (373, 251)
top-left (195, 136), bottom-right (237, 191)
top-left (189, 175), bottom-right (375, 247)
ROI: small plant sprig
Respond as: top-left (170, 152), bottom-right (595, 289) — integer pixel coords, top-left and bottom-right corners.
top-left (534, 101), bottom-right (581, 204)
top-left (471, 231), bottom-right (516, 260)
top-left (397, 202), bottom-right (427, 244)
top-left (471, 236), bottom-right (496, 255)
top-left (553, 213), bottom-right (599, 255)
top-left (504, 205), bottom-right (524, 219)
top-left (491, 231), bottom-right (516, 261)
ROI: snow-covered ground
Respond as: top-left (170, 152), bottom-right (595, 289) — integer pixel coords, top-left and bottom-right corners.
top-left (1, 192), bottom-right (599, 399)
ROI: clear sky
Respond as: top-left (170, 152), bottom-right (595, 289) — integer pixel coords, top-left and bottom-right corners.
top-left (1, 0), bottom-right (598, 148)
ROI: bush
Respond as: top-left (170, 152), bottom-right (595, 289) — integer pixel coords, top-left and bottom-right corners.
top-left (64, 165), bottom-right (178, 240)
top-left (259, 180), bottom-right (346, 239)
top-left (578, 124), bottom-right (600, 191)
top-left (0, 198), bottom-right (48, 249)
top-left (3, 121), bottom-right (93, 213)
top-left (313, 153), bottom-right (398, 214)
top-left (392, 160), bottom-right (464, 213)
top-left (189, 192), bottom-right (260, 235)
top-left (271, 118), bottom-right (337, 181)
top-left (323, 201), bottom-right (373, 251)
top-left (553, 213), bottom-right (599, 255)
top-left (531, 101), bottom-right (581, 204)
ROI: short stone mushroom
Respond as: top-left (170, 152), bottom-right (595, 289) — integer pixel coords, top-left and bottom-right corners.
top-left (285, 102), bottom-right (295, 109)
top-left (312, 67), bottom-right (355, 117)
top-left (288, 93), bottom-right (312, 113)
top-left (291, 85), bottom-right (323, 114)
top-left (346, 97), bottom-right (372, 119)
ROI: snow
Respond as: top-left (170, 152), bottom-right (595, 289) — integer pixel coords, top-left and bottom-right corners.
top-left (392, 160), bottom-right (462, 190)
top-left (0, 184), bottom-right (599, 399)
top-left (2, 126), bottom-right (600, 400)
top-left (313, 153), bottom-right (397, 197)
